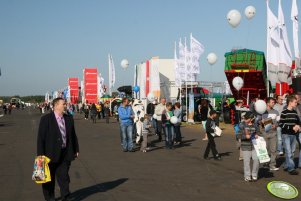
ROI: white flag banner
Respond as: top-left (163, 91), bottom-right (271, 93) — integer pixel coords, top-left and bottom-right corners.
top-left (292, 0), bottom-right (300, 69)
top-left (278, 0), bottom-right (292, 83)
top-left (97, 75), bottom-right (105, 99)
top-left (174, 42), bottom-right (181, 87)
top-left (178, 39), bottom-right (186, 82)
top-left (267, 0), bottom-right (280, 87)
top-left (190, 34), bottom-right (205, 74)
top-left (108, 54), bottom-right (115, 90)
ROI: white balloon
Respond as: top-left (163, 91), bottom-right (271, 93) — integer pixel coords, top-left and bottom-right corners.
top-left (147, 93), bottom-right (155, 102)
top-left (207, 53), bottom-right (218, 65)
top-left (152, 114), bottom-right (157, 120)
top-left (232, 76), bottom-right (244, 91)
top-left (121, 59), bottom-right (129, 69)
top-left (255, 100), bottom-right (267, 114)
top-left (170, 116), bottom-right (178, 124)
top-left (227, 9), bottom-right (241, 28)
top-left (245, 6), bottom-right (256, 20)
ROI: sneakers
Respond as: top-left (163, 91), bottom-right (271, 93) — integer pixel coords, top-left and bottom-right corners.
top-left (270, 166), bottom-right (279, 171)
top-left (288, 170), bottom-right (299, 175)
top-left (244, 177), bottom-right (252, 182)
top-left (278, 151), bottom-right (284, 156)
top-left (252, 176), bottom-right (258, 182)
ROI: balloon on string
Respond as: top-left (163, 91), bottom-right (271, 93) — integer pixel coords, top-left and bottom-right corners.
top-left (207, 53), bottom-right (218, 65)
top-left (245, 6), bottom-right (256, 20)
top-left (121, 59), bottom-right (129, 69)
top-left (232, 76), bottom-right (244, 91)
top-left (133, 86), bottom-right (140, 93)
top-left (147, 93), bottom-right (155, 102)
top-left (170, 116), bottom-right (178, 124)
top-left (227, 9), bottom-right (241, 28)
top-left (255, 100), bottom-right (267, 114)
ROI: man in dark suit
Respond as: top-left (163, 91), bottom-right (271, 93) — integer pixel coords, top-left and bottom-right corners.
top-left (37, 97), bottom-right (79, 201)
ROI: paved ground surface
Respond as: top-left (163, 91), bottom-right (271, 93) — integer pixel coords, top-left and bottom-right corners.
top-left (0, 108), bottom-right (301, 201)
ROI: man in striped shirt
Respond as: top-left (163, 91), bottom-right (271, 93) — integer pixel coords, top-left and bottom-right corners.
top-left (279, 95), bottom-right (300, 175)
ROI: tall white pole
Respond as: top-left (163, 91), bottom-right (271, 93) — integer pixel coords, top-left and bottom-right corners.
top-left (185, 37), bottom-right (188, 120)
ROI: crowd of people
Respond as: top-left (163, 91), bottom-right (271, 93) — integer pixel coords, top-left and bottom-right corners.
top-left (230, 93), bottom-right (301, 182)
top-left (34, 93), bottom-right (301, 184)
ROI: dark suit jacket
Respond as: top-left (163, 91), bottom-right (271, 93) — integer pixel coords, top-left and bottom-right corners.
top-left (37, 112), bottom-right (79, 163)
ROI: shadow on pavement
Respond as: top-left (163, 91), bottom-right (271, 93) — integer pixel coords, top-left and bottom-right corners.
top-left (67, 178), bottom-right (128, 201)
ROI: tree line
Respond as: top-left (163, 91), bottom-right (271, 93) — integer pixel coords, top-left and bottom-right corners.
top-left (0, 95), bottom-right (45, 103)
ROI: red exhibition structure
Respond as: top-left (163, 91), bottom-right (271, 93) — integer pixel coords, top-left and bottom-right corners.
top-left (68, 78), bottom-right (79, 104)
top-left (83, 68), bottom-right (98, 104)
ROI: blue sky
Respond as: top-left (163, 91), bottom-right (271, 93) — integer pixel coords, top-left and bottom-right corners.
top-left (0, 0), bottom-right (295, 96)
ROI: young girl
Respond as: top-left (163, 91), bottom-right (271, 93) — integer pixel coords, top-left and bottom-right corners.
top-left (240, 111), bottom-right (260, 182)
top-left (140, 114), bottom-right (151, 152)
top-left (162, 102), bottom-right (175, 149)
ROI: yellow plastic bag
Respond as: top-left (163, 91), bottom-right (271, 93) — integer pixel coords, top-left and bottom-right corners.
top-left (32, 155), bottom-right (51, 184)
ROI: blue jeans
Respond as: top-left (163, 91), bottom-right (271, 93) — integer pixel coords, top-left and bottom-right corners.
top-left (277, 127), bottom-right (283, 152)
top-left (282, 134), bottom-right (297, 172)
top-left (299, 134), bottom-right (301, 167)
top-left (164, 124), bottom-right (175, 148)
top-left (120, 124), bottom-right (134, 151)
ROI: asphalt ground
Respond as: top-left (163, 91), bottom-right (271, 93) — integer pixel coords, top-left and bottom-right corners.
top-left (0, 108), bottom-right (301, 201)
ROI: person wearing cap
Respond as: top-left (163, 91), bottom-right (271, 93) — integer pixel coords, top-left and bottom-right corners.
top-left (240, 111), bottom-right (260, 182)
top-left (203, 110), bottom-right (221, 160)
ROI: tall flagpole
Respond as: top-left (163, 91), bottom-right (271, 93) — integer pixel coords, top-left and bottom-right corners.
top-left (185, 37), bottom-right (188, 120)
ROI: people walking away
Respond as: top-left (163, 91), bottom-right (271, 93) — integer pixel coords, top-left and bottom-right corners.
top-left (140, 114), bottom-right (151, 152)
top-left (274, 95), bottom-right (285, 155)
top-left (162, 102), bottom-right (175, 149)
top-left (279, 95), bottom-right (300, 175)
top-left (90, 103), bottom-right (97, 124)
top-left (154, 98), bottom-right (166, 142)
top-left (173, 102), bottom-right (182, 145)
top-left (96, 103), bottom-right (102, 119)
top-left (118, 98), bottom-right (135, 152)
top-left (203, 110), bottom-right (221, 160)
top-left (104, 103), bottom-right (110, 124)
top-left (84, 103), bottom-right (89, 120)
top-left (8, 103), bottom-right (12, 115)
top-left (199, 99), bottom-right (209, 140)
top-left (240, 111), bottom-right (259, 182)
top-left (37, 97), bottom-right (79, 201)
top-left (259, 97), bottom-right (279, 171)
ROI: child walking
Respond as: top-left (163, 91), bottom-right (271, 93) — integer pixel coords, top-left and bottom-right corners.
top-left (240, 111), bottom-right (260, 182)
top-left (140, 114), bottom-right (151, 152)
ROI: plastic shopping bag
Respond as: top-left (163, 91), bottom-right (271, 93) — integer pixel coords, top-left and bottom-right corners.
top-left (252, 136), bottom-right (270, 164)
top-left (32, 155), bottom-right (51, 184)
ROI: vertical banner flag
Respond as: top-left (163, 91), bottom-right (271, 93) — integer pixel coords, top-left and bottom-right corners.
top-left (174, 42), bottom-right (181, 87)
top-left (266, 0), bottom-right (280, 87)
top-left (190, 33), bottom-right (205, 74)
top-left (291, 0), bottom-right (300, 70)
top-left (68, 78), bottom-right (79, 104)
top-left (188, 92), bottom-right (195, 123)
top-left (146, 60), bottom-right (150, 96)
top-left (278, 0), bottom-right (292, 83)
top-left (108, 54), bottom-right (115, 95)
top-left (83, 68), bottom-right (98, 104)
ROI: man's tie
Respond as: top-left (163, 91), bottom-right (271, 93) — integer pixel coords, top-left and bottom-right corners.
top-left (58, 117), bottom-right (67, 148)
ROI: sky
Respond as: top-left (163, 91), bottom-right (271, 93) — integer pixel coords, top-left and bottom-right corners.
top-left (0, 0), bottom-right (296, 96)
